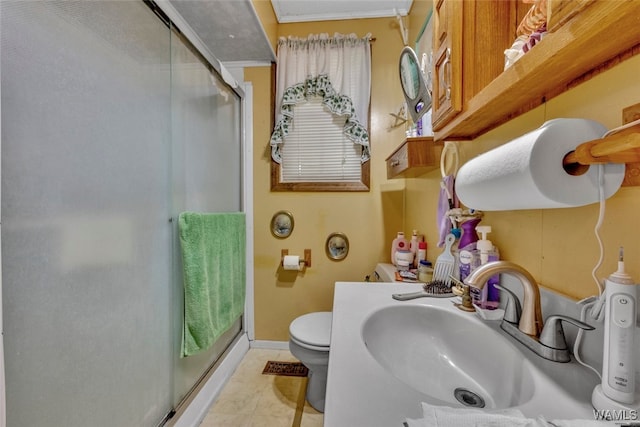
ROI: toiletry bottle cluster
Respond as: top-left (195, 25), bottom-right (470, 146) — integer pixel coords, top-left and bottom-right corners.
top-left (457, 219), bottom-right (500, 309)
top-left (391, 230), bottom-right (428, 270)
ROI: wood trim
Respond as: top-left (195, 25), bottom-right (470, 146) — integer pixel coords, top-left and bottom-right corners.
top-left (622, 103), bottom-right (640, 187)
top-left (546, 0), bottom-right (594, 33)
top-left (270, 159), bottom-right (370, 192)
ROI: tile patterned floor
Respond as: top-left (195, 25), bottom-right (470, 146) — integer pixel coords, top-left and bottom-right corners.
top-left (200, 348), bottom-right (324, 427)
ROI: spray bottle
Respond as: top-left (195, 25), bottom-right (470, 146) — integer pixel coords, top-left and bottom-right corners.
top-left (458, 218), bottom-right (481, 282)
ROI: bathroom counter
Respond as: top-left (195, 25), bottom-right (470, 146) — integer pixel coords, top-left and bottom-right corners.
top-left (324, 282), bottom-right (599, 427)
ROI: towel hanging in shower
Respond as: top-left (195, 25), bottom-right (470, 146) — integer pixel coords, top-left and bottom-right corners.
top-left (178, 211), bottom-right (246, 357)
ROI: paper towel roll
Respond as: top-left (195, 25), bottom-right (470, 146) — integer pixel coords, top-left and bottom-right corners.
top-left (455, 118), bottom-right (625, 211)
top-left (283, 255), bottom-right (301, 271)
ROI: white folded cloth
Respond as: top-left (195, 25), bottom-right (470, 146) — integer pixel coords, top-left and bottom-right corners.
top-left (412, 403), bottom-right (536, 427)
top-left (536, 416), bottom-right (612, 427)
top-left (404, 402), bottom-right (612, 427)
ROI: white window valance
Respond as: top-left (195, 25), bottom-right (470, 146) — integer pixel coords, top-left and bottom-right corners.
top-left (270, 33), bottom-right (372, 164)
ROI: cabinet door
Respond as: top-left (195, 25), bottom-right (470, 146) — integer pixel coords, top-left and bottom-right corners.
top-left (432, 0), bottom-right (462, 130)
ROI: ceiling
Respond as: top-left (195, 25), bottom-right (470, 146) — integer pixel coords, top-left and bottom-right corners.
top-left (168, 0), bottom-right (413, 65)
top-left (169, 0), bottom-right (276, 64)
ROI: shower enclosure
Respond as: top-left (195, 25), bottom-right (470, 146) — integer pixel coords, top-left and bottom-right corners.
top-left (0, 1), bottom-right (248, 425)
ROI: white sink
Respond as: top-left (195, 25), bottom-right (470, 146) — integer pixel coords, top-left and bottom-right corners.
top-left (324, 282), bottom-right (600, 427)
top-left (361, 304), bottom-right (535, 409)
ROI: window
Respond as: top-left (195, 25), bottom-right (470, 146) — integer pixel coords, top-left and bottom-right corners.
top-left (272, 97), bottom-right (369, 191)
top-left (270, 33), bottom-right (371, 192)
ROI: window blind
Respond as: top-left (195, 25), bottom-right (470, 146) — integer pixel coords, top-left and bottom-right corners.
top-left (280, 97), bottom-right (363, 182)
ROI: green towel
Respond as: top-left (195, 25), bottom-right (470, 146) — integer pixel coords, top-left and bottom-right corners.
top-left (178, 211), bottom-right (246, 357)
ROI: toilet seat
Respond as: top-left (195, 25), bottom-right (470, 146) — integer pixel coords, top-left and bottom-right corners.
top-left (289, 311), bottom-right (332, 351)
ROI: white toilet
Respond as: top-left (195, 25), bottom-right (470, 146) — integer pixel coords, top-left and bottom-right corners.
top-left (374, 262), bottom-right (403, 282)
top-left (288, 311), bottom-right (332, 412)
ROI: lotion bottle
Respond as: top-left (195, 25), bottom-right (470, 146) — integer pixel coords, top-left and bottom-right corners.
top-left (391, 232), bottom-right (409, 266)
top-left (417, 241), bottom-right (427, 266)
top-left (601, 247), bottom-right (637, 404)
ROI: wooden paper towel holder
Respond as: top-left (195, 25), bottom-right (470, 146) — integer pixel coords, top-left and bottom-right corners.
top-left (562, 121), bottom-right (640, 186)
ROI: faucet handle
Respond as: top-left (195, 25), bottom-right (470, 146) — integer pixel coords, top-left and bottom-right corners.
top-left (539, 315), bottom-right (594, 350)
top-left (455, 285), bottom-right (477, 312)
top-left (494, 284), bottom-right (521, 324)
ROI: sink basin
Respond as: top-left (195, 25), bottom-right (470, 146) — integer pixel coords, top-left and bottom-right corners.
top-left (326, 283), bottom-right (600, 426)
top-left (361, 304), bottom-right (535, 409)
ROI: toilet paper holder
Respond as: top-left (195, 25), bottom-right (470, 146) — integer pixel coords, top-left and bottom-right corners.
top-left (281, 249), bottom-right (312, 269)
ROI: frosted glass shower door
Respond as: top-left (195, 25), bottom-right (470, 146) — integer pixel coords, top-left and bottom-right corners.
top-left (169, 29), bottom-right (244, 406)
top-left (1, 2), bottom-right (174, 426)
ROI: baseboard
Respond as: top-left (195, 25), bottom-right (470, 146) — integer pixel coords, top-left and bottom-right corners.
top-left (170, 334), bottom-right (250, 427)
top-left (250, 340), bottom-right (289, 350)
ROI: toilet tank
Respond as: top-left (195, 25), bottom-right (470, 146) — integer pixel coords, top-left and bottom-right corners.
top-left (373, 263), bottom-right (402, 282)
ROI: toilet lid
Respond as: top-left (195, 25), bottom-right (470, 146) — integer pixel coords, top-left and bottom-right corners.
top-left (289, 311), bottom-right (332, 348)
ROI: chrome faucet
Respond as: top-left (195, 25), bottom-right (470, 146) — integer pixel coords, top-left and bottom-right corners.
top-left (463, 260), bottom-right (594, 363)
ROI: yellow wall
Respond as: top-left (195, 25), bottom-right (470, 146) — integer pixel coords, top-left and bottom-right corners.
top-left (406, 54), bottom-right (640, 300)
top-left (247, 1), bottom-right (640, 340)
top-left (251, 0), bottom-right (278, 53)
top-left (246, 11), bottom-right (418, 340)
top-left (408, 0), bottom-right (431, 44)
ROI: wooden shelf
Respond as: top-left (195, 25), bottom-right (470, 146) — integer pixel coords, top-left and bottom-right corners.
top-left (385, 137), bottom-right (443, 179)
top-left (434, 0), bottom-right (640, 142)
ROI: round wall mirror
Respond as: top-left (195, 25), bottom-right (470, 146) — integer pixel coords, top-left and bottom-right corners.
top-left (399, 46), bottom-right (431, 123)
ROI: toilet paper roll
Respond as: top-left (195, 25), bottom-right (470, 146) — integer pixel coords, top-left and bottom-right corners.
top-left (283, 255), bottom-right (301, 271)
top-left (455, 118), bottom-right (625, 211)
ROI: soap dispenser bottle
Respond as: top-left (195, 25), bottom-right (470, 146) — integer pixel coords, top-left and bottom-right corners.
top-left (601, 247), bottom-right (637, 404)
top-left (474, 225), bottom-right (500, 309)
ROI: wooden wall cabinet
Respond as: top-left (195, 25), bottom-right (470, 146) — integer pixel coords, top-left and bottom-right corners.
top-left (430, 0), bottom-right (640, 142)
top-left (431, 0), bottom-right (462, 128)
top-left (431, 0), bottom-right (525, 132)
top-left (385, 137), bottom-right (442, 179)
